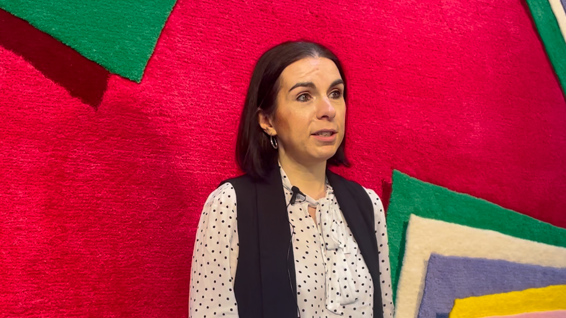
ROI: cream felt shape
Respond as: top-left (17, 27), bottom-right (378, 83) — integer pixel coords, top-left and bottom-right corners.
top-left (449, 285), bottom-right (566, 318)
top-left (482, 310), bottom-right (566, 318)
top-left (394, 215), bottom-right (566, 318)
top-left (548, 0), bottom-right (566, 43)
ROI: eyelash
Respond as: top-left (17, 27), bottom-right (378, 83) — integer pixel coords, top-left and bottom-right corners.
top-left (297, 93), bottom-right (312, 102)
top-left (296, 89), bottom-right (343, 102)
top-left (329, 89), bottom-right (342, 99)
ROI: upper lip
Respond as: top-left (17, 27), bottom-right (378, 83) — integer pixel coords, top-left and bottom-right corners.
top-left (312, 129), bottom-right (337, 135)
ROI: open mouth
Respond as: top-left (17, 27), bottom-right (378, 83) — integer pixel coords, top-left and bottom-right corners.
top-left (311, 130), bottom-right (338, 139)
top-left (313, 131), bottom-right (336, 137)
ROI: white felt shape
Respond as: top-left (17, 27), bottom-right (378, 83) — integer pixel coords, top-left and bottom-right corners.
top-left (394, 214), bottom-right (566, 318)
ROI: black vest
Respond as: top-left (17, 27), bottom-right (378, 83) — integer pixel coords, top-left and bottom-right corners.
top-left (223, 168), bottom-right (383, 318)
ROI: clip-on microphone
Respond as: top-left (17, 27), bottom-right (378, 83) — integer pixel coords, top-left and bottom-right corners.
top-left (289, 186), bottom-right (304, 205)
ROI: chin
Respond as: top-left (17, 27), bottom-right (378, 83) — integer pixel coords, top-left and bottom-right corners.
top-left (313, 149), bottom-right (339, 163)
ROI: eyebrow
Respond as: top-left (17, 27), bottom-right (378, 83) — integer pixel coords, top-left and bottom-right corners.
top-left (289, 82), bottom-right (315, 92)
top-left (329, 79), bottom-right (344, 88)
top-left (288, 79), bottom-right (344, 93)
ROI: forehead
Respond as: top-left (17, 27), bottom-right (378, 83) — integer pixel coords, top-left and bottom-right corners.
top-left (279, 57), bottom-right (342, 87)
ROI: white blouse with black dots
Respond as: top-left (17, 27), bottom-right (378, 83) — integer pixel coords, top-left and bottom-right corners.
top-left (190, 167), bottom-right (394, 317)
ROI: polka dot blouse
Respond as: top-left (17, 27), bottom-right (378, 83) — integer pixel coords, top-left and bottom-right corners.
top-left (190, 166), bottom-right (394, 317)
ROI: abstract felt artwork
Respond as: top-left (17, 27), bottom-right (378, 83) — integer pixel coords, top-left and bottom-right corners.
top-left (418, 254), bottom-right (566, 318)
top-left (0, 0), bottom-right (178, 81)
top-left (2, 0), bottom-right (566, 316)
top-left (387, 170), bottom-right (566, 300)
top-left (449, 285), bottom-right (566, 318)
top-left (394, 215), bottom-right (566, 318)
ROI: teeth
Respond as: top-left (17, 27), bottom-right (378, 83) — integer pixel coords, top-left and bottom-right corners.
top-left (318, 132), bottom-right (332, 136)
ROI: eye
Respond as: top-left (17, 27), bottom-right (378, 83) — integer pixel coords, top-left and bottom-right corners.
top-left (329, 89), bottom-right (343, 99)
top-left (296, 93), bottom-right (312, 102)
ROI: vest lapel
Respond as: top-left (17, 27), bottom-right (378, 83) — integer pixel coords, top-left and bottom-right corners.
top-left (327, 170), bottom-right (383, 318)
top-left (255, 168), bottom-right (297, 317)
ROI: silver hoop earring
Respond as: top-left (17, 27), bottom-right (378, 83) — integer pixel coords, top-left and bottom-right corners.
top-left (270, 135), bottom-right (278, 149)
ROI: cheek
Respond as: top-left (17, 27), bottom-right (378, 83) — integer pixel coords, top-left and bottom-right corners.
top-left (337, 106), bottom-right (346, 126)
top-left (278, 109), bottom-right (307, 129)
top-left (273, 112), bottom-right (296, 140)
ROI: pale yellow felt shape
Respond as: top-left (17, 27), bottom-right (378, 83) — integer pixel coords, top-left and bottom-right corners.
top-left (449, 285), bottom-right (566, 318)
top-left (548, 0), bottom-right (566, 44)
top-left (394, 215), bottom-right (566, 318)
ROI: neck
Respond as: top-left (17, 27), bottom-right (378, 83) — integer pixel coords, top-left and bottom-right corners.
top-left (279, 156), bottom-right (327, 200)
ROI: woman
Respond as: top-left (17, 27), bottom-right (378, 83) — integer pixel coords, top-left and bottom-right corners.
top-left (190, 41), bottom-right (393, 317)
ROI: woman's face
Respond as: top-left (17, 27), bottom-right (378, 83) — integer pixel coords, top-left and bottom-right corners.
top-left (260, 57), bottom-right (346, 167)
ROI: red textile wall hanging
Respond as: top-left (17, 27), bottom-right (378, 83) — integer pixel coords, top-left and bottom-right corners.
top-left (1, 0), bottom-right (565, 316)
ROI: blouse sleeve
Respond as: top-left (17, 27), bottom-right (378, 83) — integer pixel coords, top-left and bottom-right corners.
top-left (365, 188), bottom-right (395, 317)
top-left (189, 182), bottom-right (240, 317)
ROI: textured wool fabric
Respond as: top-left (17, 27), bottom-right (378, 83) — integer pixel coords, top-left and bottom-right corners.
top-left (525, 0), bottom-right (566, 94)
top-left (418, 254), bottom-right (566, 318)
top-left (387, 171), bottom-right (566, 300)
top-left (0, 10), bottom-right (109, 106)
top-left (483, 311), bottom-right (566, 318)
top-left (2, 0), bottom-right (566, 316)
top-left (0, 0), bottom-right (177, 81)
top-left (449, 285), bottom-right (566, 318)
top-left (394, 215), bottom-right (566, 318)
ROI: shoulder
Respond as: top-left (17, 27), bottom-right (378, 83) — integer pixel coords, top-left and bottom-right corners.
top-left (328, 170), bottom-right (375, 205)
top-left (206, 182), bottom-right (236, 203)
top-left (204, 172), bottom-right (265, 212)
top-left (327, 170), bottom-right (366, 194)
top-left (204, 172), bottom-right (266, 209)
top-left (220, 173), bottom-right (253, 192)
top-left (328, 171), bottom-right (383, 203)
top-left (328, 171), bottom-right (385, 213)
top-left (202, 182), bottom-right (238, 215)
top-left (363, 187), bottom-right (387, 230)
top-left (363, 188), bottom-right (384, 211)
top-left (197, 183), bottom-right (238, 236)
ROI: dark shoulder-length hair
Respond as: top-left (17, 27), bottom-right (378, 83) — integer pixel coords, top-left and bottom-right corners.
top-left (236, 41), bottom-right (350, 180)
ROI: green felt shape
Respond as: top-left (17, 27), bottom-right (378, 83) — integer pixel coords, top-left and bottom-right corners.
top-left (0, 0), bottom-right (177, 82)
top-left (525, 0), bottom-right (566, 95)
top-left (386, 170), bottom-right (566, 303)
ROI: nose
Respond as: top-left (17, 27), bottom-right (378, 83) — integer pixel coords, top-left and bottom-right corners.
top-left (317, 96), bottom-right (336, 120)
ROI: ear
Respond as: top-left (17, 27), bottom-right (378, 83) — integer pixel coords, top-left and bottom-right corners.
top-left (258, 109), bottom-right (277, 136)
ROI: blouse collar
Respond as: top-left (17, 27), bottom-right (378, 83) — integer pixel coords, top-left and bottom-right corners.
top-left (278, 163), bottom-right (332, 207)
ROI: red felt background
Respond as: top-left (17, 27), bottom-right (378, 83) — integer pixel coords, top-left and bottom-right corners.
top-left (1, 0), bottom-right (565, 316)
